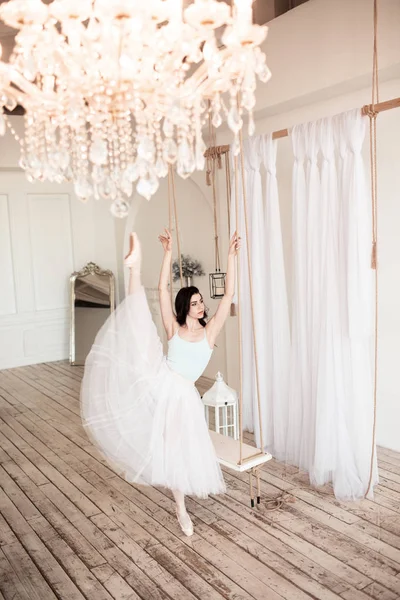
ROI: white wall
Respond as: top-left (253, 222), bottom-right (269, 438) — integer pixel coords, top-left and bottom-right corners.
top-left (216, 0), bottom-right (400, 452)
top-left (254, 0), bottom-right (400, 119)
top-left (0, 121), bottom-right (119, 369)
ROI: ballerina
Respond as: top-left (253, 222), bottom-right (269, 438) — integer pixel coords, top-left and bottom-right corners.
top-left (81, 229), bottom-right (240, 536)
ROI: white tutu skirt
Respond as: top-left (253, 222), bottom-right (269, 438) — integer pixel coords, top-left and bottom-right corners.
top-left (80, 287), bottom-right (226, 498)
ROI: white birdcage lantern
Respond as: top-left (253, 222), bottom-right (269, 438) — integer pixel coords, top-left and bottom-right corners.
top-left (202, 372), bottom-right (238, 440)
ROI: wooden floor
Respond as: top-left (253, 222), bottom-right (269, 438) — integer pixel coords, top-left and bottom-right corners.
top-left (0, 363), bottom-right (399, 600)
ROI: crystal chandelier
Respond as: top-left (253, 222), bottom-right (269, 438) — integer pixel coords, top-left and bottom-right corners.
top-left (0, 0), bottom-right (270, 217)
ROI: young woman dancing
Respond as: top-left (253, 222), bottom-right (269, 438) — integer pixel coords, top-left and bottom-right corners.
top-left (81, 229), bottom-right (240, 536)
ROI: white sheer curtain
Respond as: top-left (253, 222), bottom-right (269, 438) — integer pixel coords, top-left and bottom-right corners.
top-left (242, 136), bottom-right (268, 443)
top-left (286, 127), bottom-right (309, 469)
top-left (230, 136), bottom-right (290, 457)
top-left (229, 146), bottom-right (254, 432)
top-left (287, 109), bottom-right (377, 500)
top-left (261, 135), bottom-right (290, 459)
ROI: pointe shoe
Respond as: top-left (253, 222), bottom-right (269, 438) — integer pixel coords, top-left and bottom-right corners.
top-left (124, 232), bottom-right (141, 268)
top-left (176, 508), bottom-right (194, 537)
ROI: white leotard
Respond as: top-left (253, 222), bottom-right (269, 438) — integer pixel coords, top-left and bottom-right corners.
top-left (167, 328), bottom-right (213, 382)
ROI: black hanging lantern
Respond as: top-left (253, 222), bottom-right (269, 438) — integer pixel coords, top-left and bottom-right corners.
top-left (209, 269), bottom-right (226, 299)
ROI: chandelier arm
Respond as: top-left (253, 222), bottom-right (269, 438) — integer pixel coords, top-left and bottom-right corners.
top-left (1, 67), bottom-right (56, 106)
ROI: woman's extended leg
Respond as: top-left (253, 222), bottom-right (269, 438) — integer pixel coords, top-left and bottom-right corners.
top-left (124, 232), bottom-right (142, 294)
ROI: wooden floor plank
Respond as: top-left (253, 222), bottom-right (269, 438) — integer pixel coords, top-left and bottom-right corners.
top-left (2, 540), bottom-right (58, 600)
top-left (44, 362), bottom-right (84, 384)
top-left (1, 362), bottom-right (400, 600)
top-left (0, 413), bottom-right (195, 600)
top-left (193, 473), bottom-right (395, 594)
top-left (0, 417), bottom-right (102, 519)
top-left (0, 431), bottom-right (49, 486)
top-left (0, 547), bottom-right (32, 600)
top-left (85, 473), bottom-right (269, 600)
top-left (1, 458), bottom-right (107, 569)
top-left (34, 479), bottom-right (202, 600)
top-left (378, 448), bottom-right (400, 470)
top-left (101, 508), bottom-right (281, 600)
top-left (17, 531), bottom-right (87, 600)
top-left (8, 403), bottom-right (118, 479)
top-left (208, 489), bottom-right (371, 589)
top-left (0, 512), bottom-right (17, 547)
top-left (191, 499), bottom-right (349, 596)
top-left (0, 484), bottom-right (91, 599)
top-left (28, 517), bottom-right (114, 600)
top-left (113, 475), bottom-right (349, 599)
top-left (91, 513), bottom-right (201, 600)
top-left (0, 410), bottom-right (91, 478)
top-left (8, 366), bottom-right (81, 416)
top-left (230, 465), bottom-right (400, 566)
top-left (91, 564), bottom-right (141, 600)
top-left (212, 471), bottom-right (400, 597)
top-left (0, 371), bottom-right (81, 425)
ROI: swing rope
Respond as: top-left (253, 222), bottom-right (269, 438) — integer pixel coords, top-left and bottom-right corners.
top-left (228, 128), bottom-right (266, 464)
top-left (233, 154), bottom-right (245, 464)
top-left (167, 168), bottom-right (174, 305)
top-left (238, 124), bottom-right (265, 454)
top-left (211, 157), bottom-right (221, 272)
top-left (168, 165), bottom-right (183, 289)
top-left (208, 113), bottom-right (222, 273)
top-left (225, 153), bottom-right (232, 240)
top-left (365, 0), bottom-right (379, 499)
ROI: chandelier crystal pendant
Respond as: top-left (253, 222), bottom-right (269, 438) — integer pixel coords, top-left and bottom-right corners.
top-left (0, 0), bottom-right (271, 217)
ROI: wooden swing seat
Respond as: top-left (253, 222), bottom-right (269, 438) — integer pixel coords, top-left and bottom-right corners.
top-left (209, 430), bottom-right (272, 472)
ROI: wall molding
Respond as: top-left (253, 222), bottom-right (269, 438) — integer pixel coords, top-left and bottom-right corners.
top-left (0, 308), bottom-right (69, 328)
top-left (0, 314), bottom-right (69, 370)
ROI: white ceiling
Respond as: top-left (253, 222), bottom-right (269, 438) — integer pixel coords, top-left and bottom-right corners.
top-left (0, 0), bottom-right (282, 38)
top-left (0, 1), bottom-right (305, 61)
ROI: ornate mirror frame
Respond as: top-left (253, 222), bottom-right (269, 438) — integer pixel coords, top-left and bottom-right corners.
top-left (69, 262), bottom-right (116, 366)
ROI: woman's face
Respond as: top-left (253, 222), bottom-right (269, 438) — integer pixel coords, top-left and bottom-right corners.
top-left (188, 293), bottom-right (205, 320)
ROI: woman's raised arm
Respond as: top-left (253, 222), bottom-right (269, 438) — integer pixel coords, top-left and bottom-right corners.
top-left (206, 232), bottom-right (241, 347)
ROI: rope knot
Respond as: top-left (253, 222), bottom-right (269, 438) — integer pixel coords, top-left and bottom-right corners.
top-left (365, 106), bottom-right (378, 119)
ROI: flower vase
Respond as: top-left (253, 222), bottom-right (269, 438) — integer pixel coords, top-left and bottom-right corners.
top-left (186, 276), bottom-right (192, 287)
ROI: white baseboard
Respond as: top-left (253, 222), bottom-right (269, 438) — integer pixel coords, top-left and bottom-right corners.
top-left (0, 350), bottom-right (69, 371)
